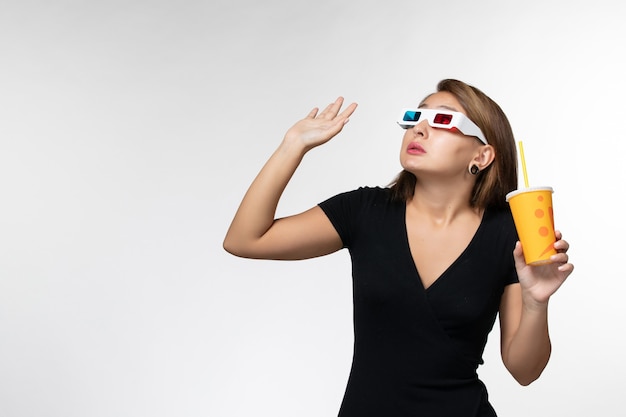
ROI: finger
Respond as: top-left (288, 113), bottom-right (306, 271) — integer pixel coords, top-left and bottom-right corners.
top-left (558, 262), bottom-right (574, 274)
top-left (337, 102), bottom-right (358, 121)
top-left (550, 251), bottom-right (569, 264)
top-left (306, 107), bottom-right (319, 119)
top-left (318, 97), bottom-right (345, 119)
top-left (554, 238), bottom-right (569, 253)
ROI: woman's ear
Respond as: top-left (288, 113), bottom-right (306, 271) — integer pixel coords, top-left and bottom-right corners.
top-left (473, 145), bottom-right (495, 170)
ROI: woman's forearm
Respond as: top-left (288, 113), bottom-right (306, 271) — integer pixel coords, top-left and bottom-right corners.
top-left (223, 139), bottom-right (306, 256)
top-left (223, 98), bottom-right (357, 258)
top-left (503, 302), bottom-right (552, 386)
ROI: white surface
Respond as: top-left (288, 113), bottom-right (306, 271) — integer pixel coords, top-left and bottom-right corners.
top-left (1, 1), bottom-right (623, 416)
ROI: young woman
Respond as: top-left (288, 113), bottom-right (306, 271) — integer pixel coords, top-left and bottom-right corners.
top-left (223, 79), bottom-right (573, 416)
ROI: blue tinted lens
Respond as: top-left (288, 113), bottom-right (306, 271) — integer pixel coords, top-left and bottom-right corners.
top-left (403, 111), bottom-right (421, 122)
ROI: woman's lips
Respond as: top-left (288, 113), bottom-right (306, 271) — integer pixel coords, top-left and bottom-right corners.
top-left (407, 142), bottom-right (426, 155)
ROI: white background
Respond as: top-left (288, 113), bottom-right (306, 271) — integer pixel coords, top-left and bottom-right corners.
top-left (1, 1), bottom-right (623, 416)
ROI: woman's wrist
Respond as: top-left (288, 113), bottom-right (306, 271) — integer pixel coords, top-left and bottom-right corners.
top-left (521, 292), bottom-right (550, 314)
top-left (279, 134), bottom-right (310, 158)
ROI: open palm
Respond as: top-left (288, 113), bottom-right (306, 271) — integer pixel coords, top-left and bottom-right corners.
top-left (284, 97), bottom-right (358, 151)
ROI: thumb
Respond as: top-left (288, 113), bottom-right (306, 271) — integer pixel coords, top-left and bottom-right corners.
top-left (513, 241), bottom-right (527, 270)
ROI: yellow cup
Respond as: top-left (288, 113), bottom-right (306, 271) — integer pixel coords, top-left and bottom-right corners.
top-left (506, 186), bottom-right (557, 265)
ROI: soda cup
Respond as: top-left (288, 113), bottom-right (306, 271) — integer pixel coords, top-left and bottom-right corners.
top-left (506, 187), bottom-right (557, 265)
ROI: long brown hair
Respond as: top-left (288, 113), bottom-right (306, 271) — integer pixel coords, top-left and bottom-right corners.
top-left (390, 79), bottom-right (518, 209)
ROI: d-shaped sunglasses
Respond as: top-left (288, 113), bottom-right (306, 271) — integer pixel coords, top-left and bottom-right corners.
top-left (397, 108), bottom-right (488, 145)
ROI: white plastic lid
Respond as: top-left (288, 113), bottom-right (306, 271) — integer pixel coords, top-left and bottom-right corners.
top-left (505, 186), bottom-right (554, 202)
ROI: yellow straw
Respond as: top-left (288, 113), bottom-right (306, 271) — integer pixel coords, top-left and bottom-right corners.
top-left (518, 141), bottom-right (529, 188)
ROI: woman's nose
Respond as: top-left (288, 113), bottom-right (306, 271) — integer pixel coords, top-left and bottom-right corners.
top-left (411, 120), bottom-right (429, 137)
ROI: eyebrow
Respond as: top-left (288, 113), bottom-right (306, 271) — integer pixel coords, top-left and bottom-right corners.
top-left (418, 104), bottom-right (459, 112)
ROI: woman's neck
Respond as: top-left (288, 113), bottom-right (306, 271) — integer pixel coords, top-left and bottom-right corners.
top-left (408, 180), bottom-right (480, 227)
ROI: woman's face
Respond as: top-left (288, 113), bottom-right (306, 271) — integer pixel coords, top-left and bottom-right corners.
top-left (399, 91), bottom-right (485, 178)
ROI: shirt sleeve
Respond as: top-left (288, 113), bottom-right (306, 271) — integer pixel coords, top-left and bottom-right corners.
top-left (318, 187), bottom-right (386, 248)
top-left (317, 188), bottom-right (363, 248)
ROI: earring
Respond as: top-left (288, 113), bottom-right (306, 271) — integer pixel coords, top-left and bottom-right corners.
top-left (469, 165), bottom-right (480, 175)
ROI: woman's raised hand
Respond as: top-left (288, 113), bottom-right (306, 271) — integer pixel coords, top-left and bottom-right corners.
top-left (284, 97), bottom-right (358, 152)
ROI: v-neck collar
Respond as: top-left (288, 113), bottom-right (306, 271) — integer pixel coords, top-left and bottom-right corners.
top-left (401, 205), bottom-right (490, 292)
